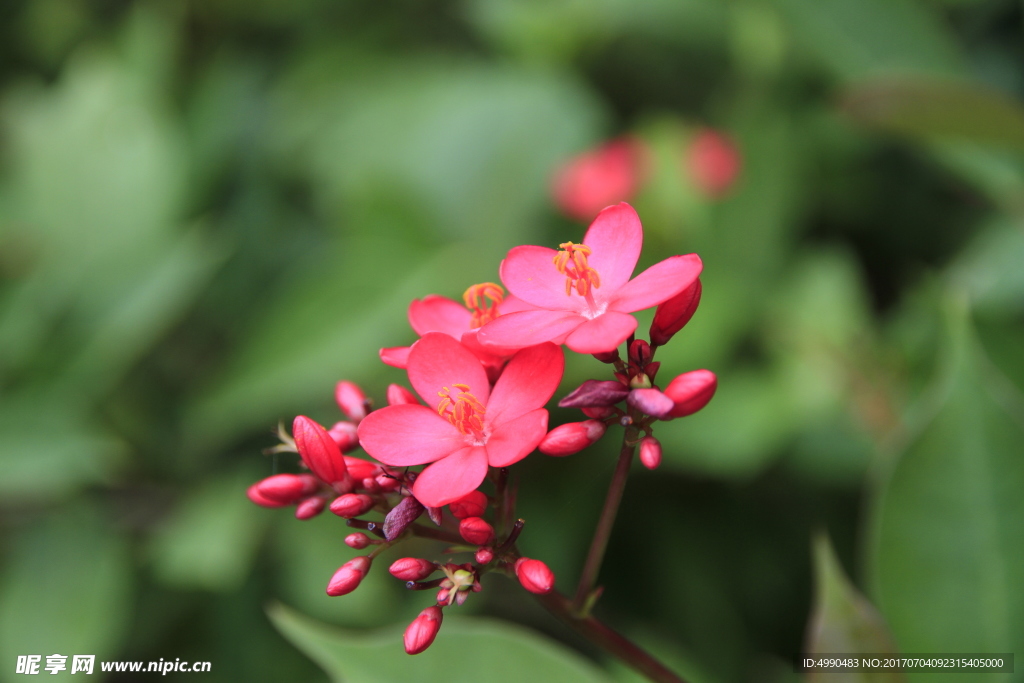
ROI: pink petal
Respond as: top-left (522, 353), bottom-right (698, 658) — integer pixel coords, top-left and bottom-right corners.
top-left (477, 310), bottom-right (584, 350)
top-left (408, 295), bottom-right (472, 337)
top-left (610, 253), bottom-right (703, 313)
top-left (500, 245), bottom-right (587, 311)
top-left (496, 294), bottom-right (538, 315)
top-left (564, 311), bottom-right (637, 354)
top-left (357, 404), bottom-right (465, 466)
top-left (485, 408), bottom-right (549, 468)
top-left (486, 343), bottom-right (564, 425)
top-left (408, 332), bottom-right (490, 411)
top-left (412, 446), bottom-right (489, 508)
top-left (379, 346), bottom-right (411, 369)
top-left (582, 203), bottom-right (643, 294)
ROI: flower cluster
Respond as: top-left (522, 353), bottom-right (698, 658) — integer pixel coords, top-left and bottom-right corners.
top-left (247, 202), bottom-right (716, 654)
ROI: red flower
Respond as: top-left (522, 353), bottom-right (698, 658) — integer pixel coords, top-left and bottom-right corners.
top-left (478, 203), bottom-right (702, 354)
top-left (552, 138), bottom-right (648, 221)
top-left (358, 333), bottom-right (563, 507)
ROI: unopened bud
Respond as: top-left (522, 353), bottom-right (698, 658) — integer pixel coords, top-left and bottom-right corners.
top-left (639, 436), bottom-right (662, 470)
top-left (247, 483), bottom-right (287, 508)
top-left (326, 556), bottom-right (371, 596)
top-left (459, 517), bottom-right (495, 546)
top-left (628, 339), bottom-right (652, 367)
top-left (330, 493), bottom-right (375, 518)
top-left (582, 405), bottom-right (614, 419)
top-left (651, 278), bottom-right (701, 346)
top-left (328, 421), bottom-right (360, 453)
top-left (627, 388), bottom-right (675, 419)
top-left (386, 384), bottom-right (420, 406)
top-left (448, 491), bottom-right (488, 519)
top-left (343, 456), bottom-right (379, 481)
top-left (592, 349), bottom-right (620, 364)
top-left (253, 473), bottom-right (319, 504)
top-left (335, 381), bottom-right (369, 422)
top-left (558, 380), bottom-right (630, 409)
top-left (435, 587), bottom-right (450, 605)
top-left (345, 532), bottom-right (372, 549)
top-left (515, 558), bottom-right (555, 594)
top-left (293, 416), bottom-right (349, 488)
top-left (475, 547), bottom-right (494, 564)
top-left (295, 496), bottom-right (325, 520)
top-left (389, 558), bottom-right (437, 582)
top-left (538, 420), bottom-right (606, 456)
top-left (663, 370), bottom-right (717, 418)
top-left (361, 477), bottom-right (381, 493)
top-left (376, 473), bottom-right (401, 492)
top-left (405, 606), bottom-right (443, 654)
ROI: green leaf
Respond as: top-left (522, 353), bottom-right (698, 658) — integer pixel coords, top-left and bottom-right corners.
top-left (806, 534), bottom-right (905, 683)
top-left (268, 602), bottom-right (611, 683)
top-left (867, 296), bottom-right (1024, 675)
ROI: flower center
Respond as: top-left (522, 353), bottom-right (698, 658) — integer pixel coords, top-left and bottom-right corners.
top-left (554, 242), bottom-right (601, 297)
top-left (437, 384), bottom-right (487, 441)
top-left (463, 282), bottom-right (505, 329)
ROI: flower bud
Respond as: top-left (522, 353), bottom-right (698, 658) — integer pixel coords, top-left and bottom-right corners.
top-left (558, 380), bottom-right (630, 409)
top-left (327, 421), bottom-right (360, 453)
top-left (448, 491), bottom-right (488, 519)
top-left (639, 436), bottom-right (662, 470)
top-left (515, 558), bottom-right (555, 594)
top-left (436, 588), bottom-right (450, 605)
top-left (627, 388), bottom-right (675, 419)
top-left (538, 420), bottom-right (606, 456)
top-left (326, 556), bottom-right (371, 596)
top-left (459, 517), bottom-right (495, 546)
top-left (386, 384), bottom-right (420, 406)
top-left (376, 473), bottom-right (401, 492)
top-left (329, 493), bottom-right (375, 519)
top-left (360, 477), bottom-right (381, 493)
top-left (335, 381), bottom-right (369, 422)
top-left (345, 532), bottom-right (372, 549)
top-left (343, 456), bottom-right (379, 481)
top-left (247, 483), bottom-right (288, 508)
top-left (686, 129), bottom-right (740, 198)
top-left (628, 339), bottom-right (652, 368)
top-left (253, 473), bottom-right (319, 504)
top-left (389, 557), bottom-right (437, 582)
top-left (295, 496), bottom-right (325, 520)
top-left (582, 405), bottom-right (614, 419)
top-left (663, 370), bottom-right (717, 418)
top-left (650, 278), bottom-right (701, 347)
top-left (293, 416), bottom-right (349, 488)
top-left (475, 547), bottom-right (494, 564)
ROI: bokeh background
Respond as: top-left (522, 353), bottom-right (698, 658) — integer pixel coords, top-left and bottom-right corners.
top-left (1, 0), bottom-right (1023, 681)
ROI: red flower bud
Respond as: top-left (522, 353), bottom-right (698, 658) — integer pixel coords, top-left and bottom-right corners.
top-left (335, 381), bottom-right (369, 422)
top-left (295, 496), bottom-right (325, 520)
top-left (253, 473), bottom-right (319, 504)
top-left (538, 420), bottom-right (606, 456)
top-left (686, 129), bottom-right (741, 198)
top-left (327, 421), bottom-right (360, 453)
top-left (459, 517), bottom-right (495, 546)
top-left (650, 278), bottom-right (701, 347)
top-left (515, 558), bottom-right (555, 594)
top-left (345, 532), bottom-right (372, 549)
top-left (475, 547), bottom-right (494, 564)
top-left (247, 483), bottom-right (287, 508)
top-left (663, 370), bottom-right (717, 418)
top-left (376, 473), bottom-right (401, 492)
top-left (552, 138), bottom-right (648, 221)
top-left (386, 384), bottom-right (420, 406)
top-left (389, 557), bottom-right (437, 582)
top-left (448, 491), bottom-right (487, 519)
top-left (627, 388), bottom-right (675, 419)
top-left (582, 406), bottom-right (614, 419)
top-left (293, 416), bottom-right (349, 488)
top-left (326, 556), bottom-right (371, 596)
top-left (436, 587), bottom-right (450, 605)
top-left (639, 436), bottom-right (662, 470)
top-left (361, 477), bottom-right (381, 493)
top-left (329, 493), bottom-right (375, 519)
top-left (558, 380), bottom-right (630, 409)
top-left (342, 456), bottom-right (378, 481)
top-left (628, 339), bottom-right (652, 367)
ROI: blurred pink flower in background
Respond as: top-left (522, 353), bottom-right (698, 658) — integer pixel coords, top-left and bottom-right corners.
top-left (551, 138), bottom-right (648, 221)
top-left (685, 129), bottom-right (741, 198)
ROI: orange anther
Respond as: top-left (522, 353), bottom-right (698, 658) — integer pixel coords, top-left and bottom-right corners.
top-left (463, 282), bottom-right (505, 329)
top-left (553, 242), bottom-right (600, 298)
top-left (437, 385), bottom-right (487, 438)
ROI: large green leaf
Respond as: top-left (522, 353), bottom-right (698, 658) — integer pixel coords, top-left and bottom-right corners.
top-left (868, 297), bottom-right (1024, 680)
top-left (268, 602), bottom-right (611, 683)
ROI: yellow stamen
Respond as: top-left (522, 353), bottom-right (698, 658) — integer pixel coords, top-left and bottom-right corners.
top-left (553, 242), bottom-right (601, 298)
top-left (463, 282), bottom-right (505, 329)
top-left (437, 385), bottom-right (487, 437)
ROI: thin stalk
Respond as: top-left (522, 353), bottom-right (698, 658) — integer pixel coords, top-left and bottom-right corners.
top-left (572, 426), bottom-right (637, 614)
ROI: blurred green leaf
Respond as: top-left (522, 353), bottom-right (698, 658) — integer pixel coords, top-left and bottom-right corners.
top-left (806, 534), bottom-right (905, 683)
top-left (268, 602), bottom-right (611, 683)
top-left (0, 506), bottom-right (133, 681)
top-left (951, 217), bottom-right (1024, 316)
top-left (868, 296), bottom-right (1024, 668)
top-left (148, 467), bottom-right (270, 592)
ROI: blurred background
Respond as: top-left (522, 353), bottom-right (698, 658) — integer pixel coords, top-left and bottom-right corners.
top-left (1, 0), bottom-right (1023, 681)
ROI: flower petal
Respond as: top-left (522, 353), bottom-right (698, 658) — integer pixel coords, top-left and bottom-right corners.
top-left (486, 343), bottom-right (564, 425)
top-left (485, 408), bottom-right (549, 468)
top-left (609, 253), bottom-right (703, 313)
top-left (497, 294), bottom-right (539, 315)
top-left (500, 245), bottom-right (586, 311)
top-left (408, 332), bottom-right (490, 411)
top-left (408, 295), bottom-right (472, 337)
top-left (477, 310), bottom-right (584, 350)
top-left (379, 346), bottom-right (411, 369)
top-left (583, 203), bottom-right (643, 295)
top-left (564, 311), bottom-right (637, 354)
top-left (357, 404), bottom-right (465, 466)
top-left (412, 446), bottom-right (489, 507)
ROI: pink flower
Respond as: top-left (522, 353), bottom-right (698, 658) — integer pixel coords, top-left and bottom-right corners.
top-left (358, 333), bottom-right (563, 507)
top-left (478, 203), bottom-right (702, 354)
top-left (379, 283), bottom-right (534, 379)
top-left (686, 129), bottom-right (740, 198)
top-left (552, 138), bottom-right (649, 221)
